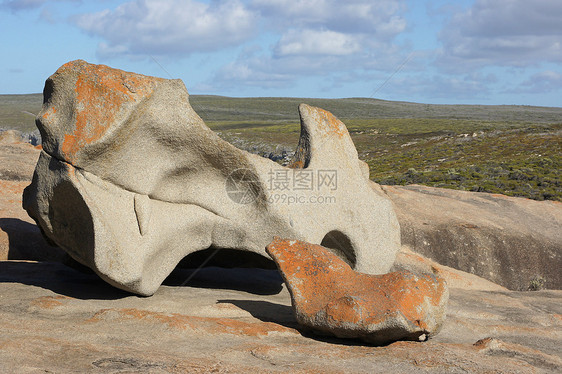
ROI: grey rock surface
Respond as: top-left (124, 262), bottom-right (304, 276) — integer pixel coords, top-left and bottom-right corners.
top-left (0, 129), bottom-right (23, 145)
top-left (0, 260), bottom-right (560, 373)
top-left (0, 134), bottom-right (39, 182)
top-left (380, 183), bottom-right (562, 290)
top-left (23, 60), bottom-right (400, 296)
top-left (0, 139), bottom-right (65, 261)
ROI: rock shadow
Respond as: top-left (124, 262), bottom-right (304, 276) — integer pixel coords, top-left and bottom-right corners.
top-left (0, 217), bottom-right (66, 261)
top-left (164, 266), bottom-right (284, 296)
top-left (164, 248), bottom-right (284, 295)
top-left (219, 298), bottom-right (386, 346)
top-left (0, 261), bottom-right (131, 300)
top-left (1, 218), bottom-right (129, 299)
top-left (218, 299), bottom-right (297, 327)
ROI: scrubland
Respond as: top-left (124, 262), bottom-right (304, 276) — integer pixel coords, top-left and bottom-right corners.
top-left (2, 93), bottom-right (560, 201)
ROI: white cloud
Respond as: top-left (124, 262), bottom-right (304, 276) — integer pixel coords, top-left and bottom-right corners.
top-left (1, 0), bottom-right (76, 12)
top-left (205, 42), bottom-right (410, 94)
top-left (205, 50), bottom-right (342, 92)
top-left (212, 59), bottom-right (294, 89)
top-left (204, 0), bottom-right (409, 92)
top-left (516, 71), bottom-right (562, 94)
top-left (65, 0), bottom-right (411, 97)
top-left (1, 0), bottom-right (46, 11)
top-left (439, 0), bottom-right (562, 68)
top-left (377, 73), bottom-right (492, 101)
top-left (72, 0), bottom-right (408, 60)
top-left (251, 0), bottom-right (406, 37)
top-left (74, 0), bottom-right (257, 57)
top-left (274, 29), bottom-right (361, 57)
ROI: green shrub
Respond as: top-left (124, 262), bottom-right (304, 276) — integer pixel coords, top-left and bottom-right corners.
top-left (527, 276), bottom-right (546, 291)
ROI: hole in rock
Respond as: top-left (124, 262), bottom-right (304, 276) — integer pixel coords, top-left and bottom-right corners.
top-left (177, 248), bottom-right (277, 270)
top-left (166, 248), bottom-right (282, 295)
top-left (321, 230), bottom-right (356, 268)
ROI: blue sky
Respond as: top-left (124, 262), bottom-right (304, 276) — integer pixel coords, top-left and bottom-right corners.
top-left (1, 0), bottom-right (561, 107)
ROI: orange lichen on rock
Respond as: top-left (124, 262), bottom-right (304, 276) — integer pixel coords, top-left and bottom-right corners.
top-left (40, 106), bottom-right (57, 121)
top-left (48, 60), bottom-right (164, 163)
top-left (287, 159), bottom-right (305, 169)
top-left (266, 238), bottom-right (449, 344)
top-left (30, 295), bottom-right (72, 309)
top-left (87, 308), bottom-right (297, 337)
top-left (311, 106), bottom-right (348, 139)
top-left (0, 180), bottom-right (28, 195)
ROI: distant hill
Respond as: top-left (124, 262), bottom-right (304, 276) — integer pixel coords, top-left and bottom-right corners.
top-left (2, 93), bottom-right (562, 133)
top-left (189, 95), bottom-right (562, 123)
top-left (2, 93), bottom-right (560, 201)
top-left (0, 94), bottom-right (43, 133)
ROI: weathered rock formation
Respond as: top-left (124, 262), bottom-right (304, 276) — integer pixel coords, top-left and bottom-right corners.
top-left (1, 89), bottom-right (560, 371)
top-left (22, 60), bottom-right (400, 296)
top-left (392, 245), bottom-right (508, 292)
top-left (380, 184), bottom-right (562, 290)
top-left (3, 129), bottom-right (560, 291)
top-left (266, 238), bottom-right (448, 344)
top-left (0, 141), bottom-right (558, 370)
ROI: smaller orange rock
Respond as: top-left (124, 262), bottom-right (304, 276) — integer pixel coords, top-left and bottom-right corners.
top-left (266, 238), bottom-right (449, 344)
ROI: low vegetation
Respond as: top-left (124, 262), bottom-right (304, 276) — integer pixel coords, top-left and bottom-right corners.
top-left (354, 120), bottom-right (561, 201)
top-left (2, 94), bottom-right (560, 201)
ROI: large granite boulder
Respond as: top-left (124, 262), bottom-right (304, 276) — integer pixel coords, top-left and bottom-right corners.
top-left (23, 60), bottom-right (400, 296)
top-left (381, 184), bottom-right (562, 290)
top-left (266, 238), bottom-right (448, 344)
